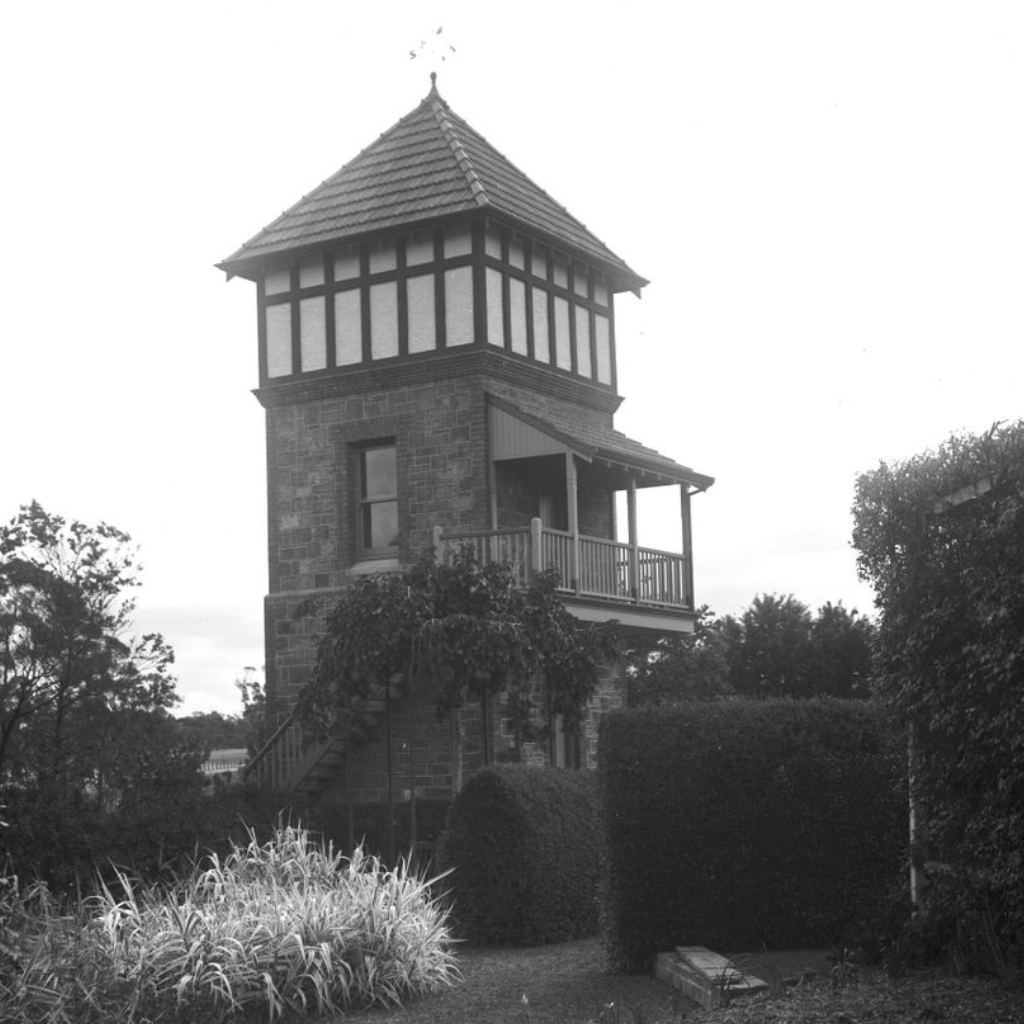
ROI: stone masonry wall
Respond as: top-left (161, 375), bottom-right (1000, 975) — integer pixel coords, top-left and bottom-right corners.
top-left (316, 659), bottom-right (628, 805)
top-left (259, 356), bottom-right (629, 801)
top-left (263, 368), bottom-right (619, 711)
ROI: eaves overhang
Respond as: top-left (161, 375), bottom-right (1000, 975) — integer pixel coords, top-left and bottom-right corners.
top-left (488, 395), bottom-right (714, 493)
top-left (217, 208), bottom-right (648, 295)
top-left (218, 82), bottom-right (648, 294)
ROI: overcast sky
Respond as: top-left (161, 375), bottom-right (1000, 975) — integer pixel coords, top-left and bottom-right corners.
top-left (3, 2), bottom-right (1022, 714)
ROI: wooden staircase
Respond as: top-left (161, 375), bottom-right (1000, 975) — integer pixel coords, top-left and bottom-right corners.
top-left (244, 682), bottom-right (402, 800)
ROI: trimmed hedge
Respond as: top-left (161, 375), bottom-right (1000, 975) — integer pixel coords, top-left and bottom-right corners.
top-left (436, 765), bottom-right (600, 945)
top-left (600, 699), bottom-right (906, 971)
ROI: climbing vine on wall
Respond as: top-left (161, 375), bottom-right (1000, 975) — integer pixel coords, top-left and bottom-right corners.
top-left (852, 419), bottom-right (1024, 971)
top-left (295, 548), bottom-right (618, 759)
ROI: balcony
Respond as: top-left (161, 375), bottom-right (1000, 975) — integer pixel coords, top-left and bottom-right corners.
top-left (434, 518), bottom-right (696, 633)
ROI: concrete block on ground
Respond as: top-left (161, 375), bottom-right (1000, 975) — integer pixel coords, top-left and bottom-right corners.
top-left (655, 946), bottom-right (768, 1009)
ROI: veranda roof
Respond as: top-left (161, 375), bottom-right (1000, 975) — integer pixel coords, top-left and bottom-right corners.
top-left (488, 396), bottom-right (714, 492)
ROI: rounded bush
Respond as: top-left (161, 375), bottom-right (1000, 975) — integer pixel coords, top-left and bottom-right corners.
top-left (437, 764), bottom-right (600, 945)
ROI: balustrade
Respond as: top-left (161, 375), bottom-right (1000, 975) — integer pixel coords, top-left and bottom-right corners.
top-left (438, 521), bottom-right (692, 610)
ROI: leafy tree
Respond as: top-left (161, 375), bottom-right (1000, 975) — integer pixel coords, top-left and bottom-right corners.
top-left (0, 502), bottom-right (206, 886)
top-left (729, 593), bottom-right (815, 697)
top-left (628, 597), bottom-right (874, 705)
top-left (627, 606), bottom-right (732, 706)
top-left (852, 420), bottom-right (1024, 972)
top-left (1, 501), bottom-right (178, 786)
top-left (175, 709), bottom-right (250, 754)
top-left (236, 666), bottom-right (268, 756)
top-left (810, 601), bottom-right (874, 698)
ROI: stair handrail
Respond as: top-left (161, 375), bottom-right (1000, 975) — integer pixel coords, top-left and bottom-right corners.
top-left (243, 709), bottom-right (297, 781)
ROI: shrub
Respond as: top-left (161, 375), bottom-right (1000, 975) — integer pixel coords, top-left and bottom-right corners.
top-left (2, 780), bottom-right (290, 892)
top-left (853, 421), bottom-right (1024, 974)
top-left (437, 765), bottom-right (600, 945)
top-left (0, 824), bottom-right (458, 1022)
top-left (599, 699), bottom-right (906, 972)
top-left (310, 797), bottom-right (452, 865)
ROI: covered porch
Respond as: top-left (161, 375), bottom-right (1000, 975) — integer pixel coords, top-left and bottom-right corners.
top-left (437, 396), bottom-right (714, 633)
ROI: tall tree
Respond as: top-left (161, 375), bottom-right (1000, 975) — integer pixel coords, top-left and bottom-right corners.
top-left (627, 606), bottom-right (732, 706)
top-left (0, 501), bottom-right (178, 787)
top-left (730, 593), bottom-right (815, 697)
top-left (627, 597), bottom-right (874, 705)
top-left (809, 601), bottom-right (874, 698)
top-left (236, 666), bottom-right (268, 756)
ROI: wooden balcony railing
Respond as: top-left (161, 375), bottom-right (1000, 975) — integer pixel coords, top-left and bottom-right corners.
top-left (436, 519), bottom-right (693, 610)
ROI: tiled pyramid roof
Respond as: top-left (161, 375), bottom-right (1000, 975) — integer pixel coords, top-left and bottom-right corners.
top-left (219, 79), bottom-right (645, 289)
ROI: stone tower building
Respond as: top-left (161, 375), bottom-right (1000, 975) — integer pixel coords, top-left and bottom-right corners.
top-left (220, 80), bottom-right (713, 802)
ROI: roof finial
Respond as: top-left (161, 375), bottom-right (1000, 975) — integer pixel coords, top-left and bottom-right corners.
top-left (409, 25), bottom-right (456, 96)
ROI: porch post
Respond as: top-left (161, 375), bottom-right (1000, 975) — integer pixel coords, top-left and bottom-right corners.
top-left (680, 486), bottom-right (694, 608)
top-left (488, 457), bottom-right (499, 561)
top-left (530, 517), bottom-right (544, 580)
top-left (627, 475), bottom-right (639, 602)
top-left (565, 452), bottom-right (580, 593)
top-left (488, 457), bottom-right (498, 530)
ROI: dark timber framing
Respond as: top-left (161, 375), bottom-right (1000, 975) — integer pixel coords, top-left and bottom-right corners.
top-left (255, 214), bottom-right (621, 395)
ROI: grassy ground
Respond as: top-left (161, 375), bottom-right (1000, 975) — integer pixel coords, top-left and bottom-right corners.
top-left (335, 938), bottom-right (1023, 1024)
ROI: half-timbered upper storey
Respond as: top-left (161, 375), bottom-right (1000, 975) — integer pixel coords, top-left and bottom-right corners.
top-left (218, 77), bottom-right (645, 396)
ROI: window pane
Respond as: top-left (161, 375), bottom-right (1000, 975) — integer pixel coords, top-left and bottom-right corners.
top-left (508, 238), bottom-right (525, 269)
top-left (554, 296), bottom-right (571, 370)
top-left (334, 250), bottom-right (360, 280)
top-left (574, 306), bottom-right (592, 378)
top-left (445, 227), bottom-right (472, 259)
top-left (594, 278), bottom-right (609, 306)
top-left (300, 297), bottom-right (327, 372)
top-left (362, 447), bottom-right (396, 499)
top-left (530, 245), bottom-right (547, 279)
top-left (299, 256), bottom-right (324, 288)
top-left (532, 287), bottom-right (550, 363)
top-left (553, 253), bottom-right (568, 289)
top-left (510, 278), bottom-right (527, 355)
top-left (370, 282), bottom-right (399, 359)
top-left (573, 266), bottom-right (589, 297)
top-left (445, 267), bottom-right (474, 346)
top-left (407, 232), bottom-right (434, 266)
top-left (334, 290), bottom-right (362, 365)
top-left (369, 239), bottom-right (397, 274)
top-left (265, 303), bottom-right (292, 377)
top-left (265, 263), bottom-right (290, 295)
top-left (485, 227), bottom-right (502, 259)
top-left (364, 500), bottom-right (399, 549)
top-left (595, 314), bottom-right (612, 383)
top-left (407, 274), bottom-right (436, 353)
top-left (486, 267), bottom-right (504, 347)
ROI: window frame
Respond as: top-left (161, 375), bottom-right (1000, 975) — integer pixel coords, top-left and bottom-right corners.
top-left (355, 442), bottom-right (399, 560)
top-left (549, 712), bottom-right (582, 769)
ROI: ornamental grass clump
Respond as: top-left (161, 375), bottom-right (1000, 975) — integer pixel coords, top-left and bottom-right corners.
top-left (1, 824), bottom-right (459, 1023)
